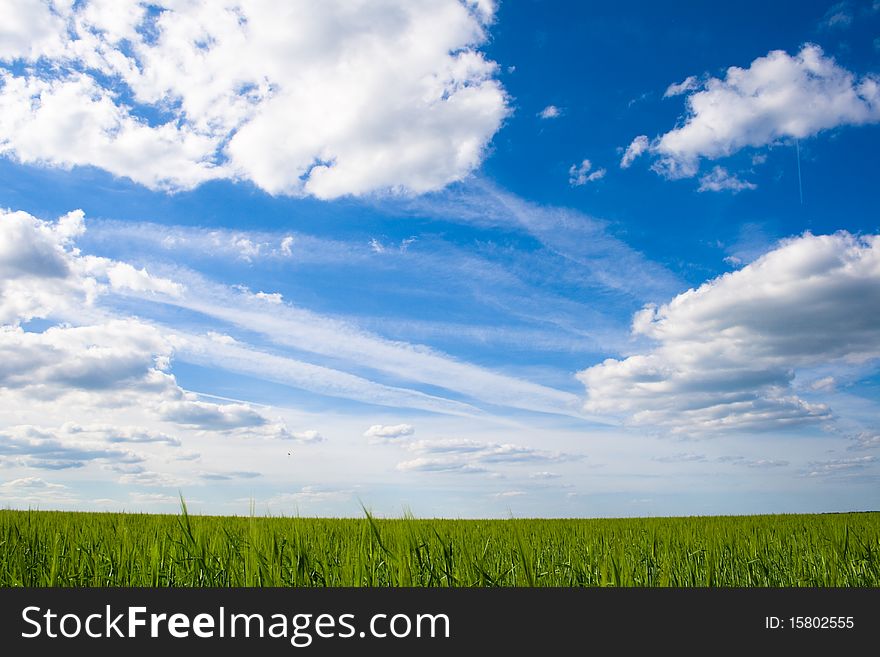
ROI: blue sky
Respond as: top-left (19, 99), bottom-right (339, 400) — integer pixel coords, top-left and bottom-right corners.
top-left (1, 0), bottom-right (878, 517)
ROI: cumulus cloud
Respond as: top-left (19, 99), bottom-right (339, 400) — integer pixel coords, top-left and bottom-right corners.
top-left (291, 430), bottom-right (324, 443)
top-left (254, 291), bottom-right (283, 304)
top-left (578, 232), bottom-right (880, 434)
top-left (633, 45), bottom-right (880, 178)
top-left (157, 399), bottom-right (269, 431)
top-left (62, 423), bottom-right (181, 447)
top-left (568, 159), bottom-right (606, 186)
top-left (0, 476), bottom-right (77, 504)
top-left (537, 105), bottom-right (562, 119)
top-left (620, 135), bottom-right (649, 168)
top-left (0, 424), bottom-right (144, 470)
top-left (0, 1), bottom-right (67, 61)
top-left (0, 208), bottom-right (91, 324)
top-left (0, 0), bottom-right (509, 198)
top-left (0, 208), bottom-right (182, 324)
top-left (697, 166), bottom-right (757, 193)
top-left (98, 262), bottom-right (184, 297)
top-left (0, 320), bottom-right (171, 395)
top-left (0, 477), bottom-right (65, 491)
top-left (1, 208), bottom-right (302, 448)
top-left (364, 423), bottom-right (415, 441)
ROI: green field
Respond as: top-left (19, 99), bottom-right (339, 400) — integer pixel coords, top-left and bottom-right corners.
top-left (2, 506), bottom-right (878, 587)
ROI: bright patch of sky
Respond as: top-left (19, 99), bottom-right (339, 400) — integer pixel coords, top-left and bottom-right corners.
top-left (1, 0), bottom-right (878, 517)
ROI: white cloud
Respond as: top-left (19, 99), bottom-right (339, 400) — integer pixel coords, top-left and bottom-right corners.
top-left (0, 0), bottom-right (509, 198)
top-left (538, 105), bottom-right (561, 119)
top-left (0, 424), bottom-right (144, 470)
top-left (200, 470), bottom-right (261, 481)
top-left (653, 452), bottom-right (707, 463)
top-left (397, 437), bottom-right (578, 473)
top-left (0, 0), bottom-right (67, 61)
top-left (369, 236), bottom-right (419, 255)
top-left (254, 291), bottom-right (283, 304)
top-left (157, 399), bottom-right (268, 431)
top-left (0, 476), bottom-right (77, 504)
top-left (568, 159), bottom-right (606, 186)
top-left (267, 486), bottom-right (355, 508)
top-left (364, 423), bottom-right (415, 441)
top-left (178, 331), bottom-right (485, 417)
top-left (63, 423), bottom-right (181, 447)
top-left (620, 135), bottom-right (649, 168)
top-left (663, 75), bottom-right (699, 97)
top-left (4, 205), bottom-right (585, 434)
top-left (850, 431), bottom-right (880, 450)
top-left (0, 208), bottom-right (307, 448)
top-left (129, 492), bottom-right (180, 505)
top-left (717, 456), bottom-right (788, 468)
top-left (0, 208), bottom-right (181, 324)
top-left (802, 455), bottom-right (875, 477)
top-left (820, 2), bottom-right (853, 30)
top-left (529, 471), bottom-right (561, 479)
top-left (290, 430), bottom-right (324, 443)
top-left (169, 275), bottom-right (584, 417)
top-left (90, 222), bottom-right (309, 264)
top-left (100, 262), bottom-right (185, 297)
top-left (0, 476), bottom-right (65, 491)
top-left (0, 72), bottom-right (223, 190)
top-left (0, 320), bottom-right (171, 395)
top-left (810, 376), bottom-right (836, 391)
top-left (641, 45), bottom-right (880, 178)
top-left (578, 232), bottom-right (880, 434)
top-left (396, 457), bottom-right (488, 473)
top-left (396, 180), bottom-right (684, 302)
top-left (118, 470), bottom-right (190, 488)
top-left (697, 166), bottom-right (757, 193)
top-left (0, 208), bottom-right (91, 324)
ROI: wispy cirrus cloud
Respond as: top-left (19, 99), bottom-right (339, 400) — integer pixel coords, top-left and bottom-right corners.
top-left (400, 181), bottom-right (682, 303)
top-left (802, 455), bottom-right (875, 478)
top-left (3, 207), bottom-right (584, 420)
top-left (396, 437), bottom-right (580, 474)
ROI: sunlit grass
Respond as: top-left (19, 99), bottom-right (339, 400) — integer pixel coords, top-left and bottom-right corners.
top-left (1, 504), bottom-right (877, 587)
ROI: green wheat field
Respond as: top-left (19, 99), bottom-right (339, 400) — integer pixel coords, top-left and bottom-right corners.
top-left (2, 505), bottom-right (878, 587)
